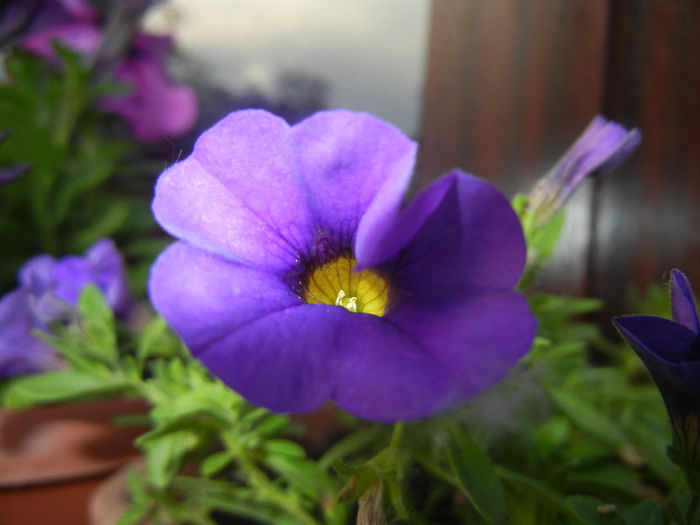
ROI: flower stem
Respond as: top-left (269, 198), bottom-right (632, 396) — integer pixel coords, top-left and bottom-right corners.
top-left (390, 421), bottom-right (404, 449)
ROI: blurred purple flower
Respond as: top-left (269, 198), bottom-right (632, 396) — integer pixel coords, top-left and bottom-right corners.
top-left (149, 109), bottom-right (536, 422)
top-left (529, 115), bottom-right (641, 225)
top-left (0, 289), bottom-right (60, 377)
top-left (19, 9), bottom-right (197, 142)
top-left (0, 0), bottom-right (96, 45)
top-left (614, 270), bottom-right (700, 464)
top-left (0, 239), bottom-right (131, 377)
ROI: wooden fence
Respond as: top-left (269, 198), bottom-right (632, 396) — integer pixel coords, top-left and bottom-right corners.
top-left (417, 0), bottom-right (700, 319)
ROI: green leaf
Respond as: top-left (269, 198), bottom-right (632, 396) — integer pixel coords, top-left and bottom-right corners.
top-left (266, 455), bottom-right (331, 502)
top-left (497, 467), bottom-right (587, 525)
top-left (548, 388), bottom-right (627, 448)
top-left (530, 210), bottom-right (565, 265)
top-left (2, 369), bottom-right (128, 408)
top-left (143, 430), bottom-right (198, 489)
top-left (137, 316), bottom-right (179, 361)
top-left (622, 500), bottom-right (665, 525)
top-left (446, 423), bottom-right (507, 524)
top-left (264, 439), bottom-right (306, 458)
top-left (201, 450), bottom-right (235, 477)
top-left (78, 284), bottom-right (118, 363)
top-left (318, 426), bottom-right (385, 469)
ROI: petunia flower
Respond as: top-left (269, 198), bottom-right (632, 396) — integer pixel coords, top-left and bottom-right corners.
top-left (0, 238), bottom-right (131, 377)
top-left (149, 109), bottom-right (537, 422)
top-left (528, 115), bottom-right (641, 226)
top-left (614, 270), bottom-right (700, 466)
top-left (20, 11), bottom-right (197, 142)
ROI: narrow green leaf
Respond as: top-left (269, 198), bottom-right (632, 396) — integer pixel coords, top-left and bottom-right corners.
top-left (264, 439), bottom-right (306, 458)
top-left (201, 450), bottom-right (235, 477)
top-left (497, 467), bottom-right (587, 525)
top-left (549, 388), bottom-right (627, 447)
top-left (266, 455), bottom-right (331, 501)
top-left (446, 423), bottom-right (507, 524)
top-left (78, 284), bottom-right (117, 363)
top-left (318, 426), bottom-right (385, 469)
top-left (2, 369), bottom-right (127, 408)
top-left (137, 316), bottom-right (178, 361)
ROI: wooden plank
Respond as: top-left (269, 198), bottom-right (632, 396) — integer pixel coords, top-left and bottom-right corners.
top-left (418, 0), bottom-right (609, 294)
top-left (588, 0), bottom-right (700, 315)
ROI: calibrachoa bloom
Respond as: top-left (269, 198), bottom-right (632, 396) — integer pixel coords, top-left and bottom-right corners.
top-left (20, 4), bottom-right (197, 142)
top-left (0, 238), bottom-right (130, 377)
top-left (149, 109), bottom-right (536, 422)
top-left (614, 270), bottom-right (700, 465)
top-left (528, 115), bottom-right (641, 226)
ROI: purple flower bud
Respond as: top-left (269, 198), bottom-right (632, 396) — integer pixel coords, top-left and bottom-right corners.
top-left (614, 270), bottom-right (700, 466)
top-left (529, 116), bottom-right (641, 225)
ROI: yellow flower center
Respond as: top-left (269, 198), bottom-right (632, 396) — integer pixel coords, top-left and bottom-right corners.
top-left (304, 256), bottom-right (389, 316)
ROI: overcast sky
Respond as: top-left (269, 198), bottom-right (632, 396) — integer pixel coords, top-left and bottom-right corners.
top-left (144, 0), bottom-right (431, 135)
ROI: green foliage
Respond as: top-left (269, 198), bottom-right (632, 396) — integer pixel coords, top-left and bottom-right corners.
top-left (0, 48), bottom-right (165, 294)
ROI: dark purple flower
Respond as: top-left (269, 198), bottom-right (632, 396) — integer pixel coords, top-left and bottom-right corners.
top-left (0, 239), bottom-right (131, 377)
top-left (528, 115), bottom-right (641, 225)
top-left (20, 16), bottom-right (197, 142)
top-left (614, 270), bottom-right (700, 464)
top-left (149, 109), bottom-right (536, 422)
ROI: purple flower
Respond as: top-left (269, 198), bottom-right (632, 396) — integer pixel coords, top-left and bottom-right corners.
top-left (149, 109), bottom-right (536, 422)
top-left (528, 116), bottom-right (641, 225)
top-left (20, 16), bottom-right (197, 142)
top-left (0, 239), bottom-right (131, 377)
top-left (0, 0), bottom-right (96, 46)
top-left (614, 270), bottom-right (700, 463)
top-left (0, 289), bottom-right (60, 377)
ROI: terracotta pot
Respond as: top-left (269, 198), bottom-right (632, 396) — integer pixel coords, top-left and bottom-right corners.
top-left (0, 397), bottom-right (148, 525)
top-left (88, 457), bottom-right (151, 525)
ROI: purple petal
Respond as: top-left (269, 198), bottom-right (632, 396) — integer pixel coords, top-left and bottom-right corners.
top-left (196, 305), bottom-right (346, 414)
top-left (153, 110), bottom-right (314, 271)
top-left (0, 163), bottom-right (31, 184)
top-left (614, 315), bottom-right (700, 398)
top-left (614, 316), bottom-right (697, 365)
top-left (387, 290), bottom-right (536, 407)
top-left (290, 110), bottom-right (416, 247)
top-left (149, 241), bottom-right (301, 352)
top-left (21, 21), bottom-right (101, 62)
top-left (355, 172), bottom-right (453, 268)
top-left (100, 56), bottom-right (198, 142)
top-left (51, 255), bottom-right (92, 304)
top-left (331, 313), bottom-right (451, 422)
top-left (388, 171), bottom-right (527, 296)
top-left (670, 269), bottom-right (699, 334)
top-left (0, 289), bottom-right (57, 377)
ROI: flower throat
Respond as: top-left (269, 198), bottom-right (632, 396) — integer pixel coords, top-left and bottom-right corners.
top-left (304, 256), bottom-right (388, 316)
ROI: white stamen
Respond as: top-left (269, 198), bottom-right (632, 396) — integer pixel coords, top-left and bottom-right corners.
top-left (335, 289), bottom-right (358, 312)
